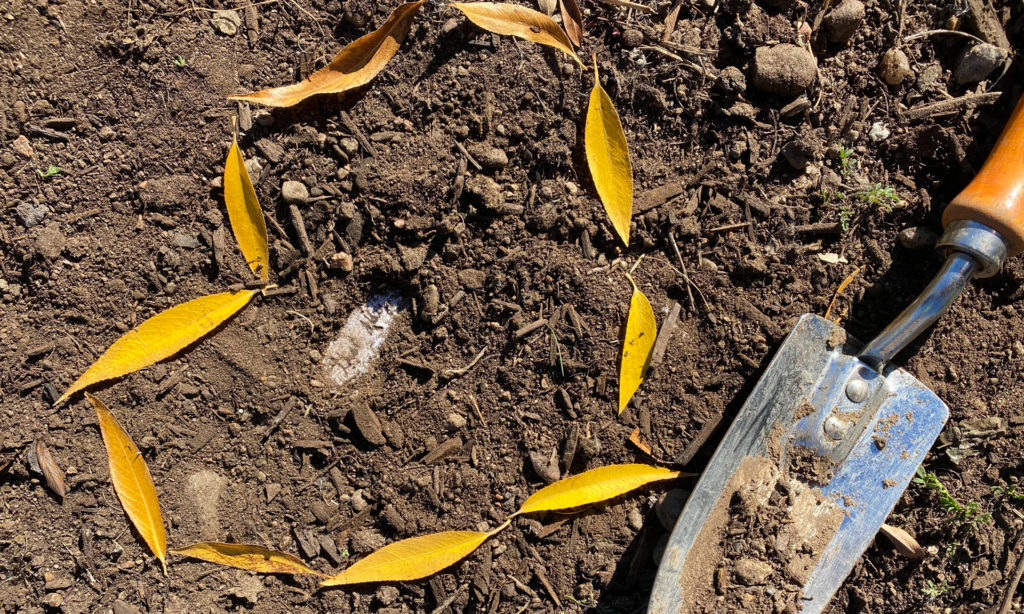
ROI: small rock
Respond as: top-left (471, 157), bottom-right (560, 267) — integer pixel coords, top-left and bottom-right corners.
top-left (398, 244), bottom-right (428, 271)
top-left (467, 143), bottom-right (508, 171)
top-left (11, 135), bottom-right (33, 158)
top-left (823, 0), bottom-right (864, 45)
top-left (868, 122), bottom-right (890, 143)
top-left (916, 63), bottom-right (942, 90)
top-left (954, 43), bottom-right (1007, 84)
top-left (350, 529), bottom-right (386, 554)
top-left (382, 421), bottom-right (405, 447)
top-left (880, 48), bottom-right (912, 85)
top-left (256, 138), bottom-right (284, 163)
top-left (351, 402), bottom-right (386, 446)
top-left (464, 175), bottom-right (503, 210)
top-left (227, 573), bottom-right (264, 605)
top-left (339, 137), bottom-right (359, 156)
top-left (98, 126), bottom-right (117, 141)
top-left (529, 448), bottom-right (561, 484)
top-left (350, 489), bottom-right (369, 512)
top-left (281, 180), bottom-right (309, 205)
top-left (265, 483), bottom-right (281, 502)
top-left (43, 576), bottom-right (74, 591)
top-left (112, 600), bottom-right (142, 614)
top-left (42, 593), bottom-right (63, 608)
top-left (734, 558), bottom-right (774, 585)
top-left (310, 501), bottom-right (334, 524)
top-left (211, 9), bottom-right (242, 35)
top-left (627, 507), bottom-right (644, 531)
top-left (187, 470), bottom-right (227, 539)
top-left (698, 258), bottom-right (718, 272)
top-left (15, 202), bottom-right (49, 228)
top-left (458, 269), bottom-right (487, 291)
top-left (172, 232), bottom-right (200, 249)
top-left (780, 139), bottom-right (815, 170)
top-left (578, 436), bottom-right (601, 458)
top-left (376, 586), bottom-right (400, 606)
top-left (718, 65), bottom-right (747, 95)
top-left (898, 226), bottom-right (939, 250)
top-left (328, 252), bottom-right (354, 272)
top-left (621, 28), bottom-right (644, 48)
top-left (751, 44), bottom-right (817, 97)
top-left (655, 489), bottom-right (689, 531)
top-left (35, 223), bottom-right (66, 261)
top-left (446, 412), bottom-right (467, 429)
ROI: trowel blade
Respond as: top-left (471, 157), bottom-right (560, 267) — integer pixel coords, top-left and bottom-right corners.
top-left (648, 314), bottom-right (948, 614)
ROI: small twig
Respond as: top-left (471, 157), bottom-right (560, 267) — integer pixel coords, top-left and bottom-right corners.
top-left (997, 531), bottom-right (1024, 614)
top-left (289, 204), bottom-right (314, 256)
top-left (903, 28), bottom-right (987, 46)
top-left (429, 584), bottom-right (468, 614)
top-left (443, 348), bottom-right (487, 378)
top-left (454, 141), bottom-right (482, 171)
top-left (668, 231), bottom-right (695, 312)
top-left (297, 456), bottom-right (343, 493)
top-left (906, 92), bottom-right (1001, 120)
top-left (707, 221), bottom-right (750, 233)
top-left (468, 394), bottom-right (486, 426)
top-left (339, 110), bottom-right (377, 157)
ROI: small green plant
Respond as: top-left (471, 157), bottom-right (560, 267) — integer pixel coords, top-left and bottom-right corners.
top-left (837, 145), bottom-right (855, 176)
top-left (173, 55), bottom-right (187, 68)
top-left (839, 206), bottom-right (854, 232)
top-left (921, 579), bottom-right (950, 600)
top-left (914, 466), bottom-right (990, 528)
top-left (36, 165), bottom-right (61, 179)
top-left (856, 183), bottom-right (901, 212)
top-left (992, 482), bottom-right (1024, 502)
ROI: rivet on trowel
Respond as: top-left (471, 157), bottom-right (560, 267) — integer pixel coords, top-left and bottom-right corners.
top-left (824, 415), bottom-right (852, 440)
top-left (845, 377), bottom-right (869, 403)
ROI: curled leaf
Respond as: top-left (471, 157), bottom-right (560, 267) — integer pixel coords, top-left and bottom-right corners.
top-left (586, 60), bottom-right (633, 246)
top-left (172, 542), bottom-right (327, 576)
top-left (452, 2), bottom-right (582, 65)
top-left (878, 523), bottom-right (926, 559)
top-left (321, 523), bottom-right (509, 586)
top-left (517, 464), bottom-right (685, 515)
top-left (619, 281), bottom-right (656, 413)
top-left (58, 290), bottom-right (257, 404)
top-left (230, 1), bottom-right (425, 107)
top-left (89, 393), bottom-right (167, 574)
top-left (35, 439), bottom-right (66, 498)
top-left (560, 0), bottom-right (583, 47)
top-left (224, 119), bottom-right (269, 280)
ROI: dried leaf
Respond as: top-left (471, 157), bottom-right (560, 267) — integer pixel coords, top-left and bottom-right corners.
top-left (537, 0), bottom-right (557, 15)
top-left (452, 2), bottom-right (582, 65)
top-left (817, 252), bottom-right (848, 264)
top-left (559, 0), bottom-right (583, 47)
top-left (58, 290), bottom-right (257, 403)
top-left (172, 542), bottom-right (327, 576)
top-left (586, 60), bottom-right (633, 246)
top-left (824, 266), bottom-right (860, 321)
top-left (35, 440), bottom-right (66, 498)
top-left (89, 393), bottom-right (167, 574)
top-left (619, 281), bottom-right (656, 413)
top-left (595, 0), bottom-right (655, 12)
top-left (224, 119), bottom-right (269, 280)
top-left (230, 1), bottom-right (425, 107)
top-left (517, 464), bottom-right (684, 515)
top-left (628, 427), bottom-right (652, 455)
top-left (878, 523), bottom-right (926, 559)
top-left (321, 522), bottom-right (509, 586)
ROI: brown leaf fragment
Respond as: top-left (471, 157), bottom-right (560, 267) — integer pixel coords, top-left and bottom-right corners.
top-left (35, 439), bottom-right (66, 498)
top-left (559, 0), bottom-right (582, 47)
top-left (628, 427), bottom-right (653, 456)
top-left (230, 1), bottom-right (426, 107)
top-left (879, 523), bottom-right (926, 559)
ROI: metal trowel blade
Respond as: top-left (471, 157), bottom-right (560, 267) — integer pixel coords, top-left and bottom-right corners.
top-left (648, 314), bottom-right (948, 614)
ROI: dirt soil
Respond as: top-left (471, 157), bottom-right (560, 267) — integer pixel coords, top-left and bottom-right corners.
top-left (2, 0), bottom-right (1024, 612)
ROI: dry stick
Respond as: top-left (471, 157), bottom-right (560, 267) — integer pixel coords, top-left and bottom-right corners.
top-left (454, 141), bottom-right (483, 171)
top-left (289, 204), bottom-right (314, 256)
top-left (998, 532), bottom-right (1024, 614)
top-left (429, 584), bottom-right (469, 614)
top-left (667, 231), bottom-right (695, 313)
top-left (443, 348), bottom-right (487, 378)
top-left (339, 110), bottom-right (377, 157)
top-left (903, 28), bottom-right (987, 45)
top-left (907, 92), bottom-right (1002, 120)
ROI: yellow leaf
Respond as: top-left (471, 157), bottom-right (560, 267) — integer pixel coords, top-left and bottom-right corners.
top-left (229, 1), bottom-right (425, 107)
top-left (452, 2), bottom-right (582, 66)
top-left (89, 393), bottom-right (167, 574)
top-left (224, 119), bottom-right (269, 280)
top-left (321, 522), bottom-right (509, 586)
top-left (619, 282), bottom-right (656, 413)
top-left (517, 464), bottom-right (684, 515)
top-left (171, 542), bottom-right (327, 576)
top-left (58, 290), bottom-right (257, 403)
top-left (586, 60), bottom-right (633, 246)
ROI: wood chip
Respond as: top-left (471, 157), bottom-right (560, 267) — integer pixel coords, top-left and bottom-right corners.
top-left (650, 301), bottom-right (681, 368)
top-left (350, 402), bottom-right (386, 446)
top-left (422, 436), bottom-right (463, 464)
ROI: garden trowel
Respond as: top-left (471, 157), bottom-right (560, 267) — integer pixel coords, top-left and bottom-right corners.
top-left (649, 93), bottom-right (1024, 614)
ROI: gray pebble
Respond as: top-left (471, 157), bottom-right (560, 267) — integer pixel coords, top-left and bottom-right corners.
top-left (15, 202), bottom-right (49, 228)
top-left (823, 0), bottom-right (864, 45)
top-left (751, 44), bottom-right (817, 96)
top-left (880, 48), bottom-right (911, 86)
top-left (898, 226), bottom-right (939, 250)
top-left (281, 180), bottom-right (308, 205)
top-left (98, 126), bottom-right (116, 141)
top-left (467, 143), bottom-right (508, 171)
top-left (955, 43), bottom-right (1007, 84)
top-left (734, 558), bottom-right (774, 585)
top-left (655, 488), bottom-right (690, 531)
top-left (621, 28), bottom-right (644, 49)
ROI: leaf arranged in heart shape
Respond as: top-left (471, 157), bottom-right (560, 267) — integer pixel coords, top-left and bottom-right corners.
top-left (172, 542), bottom-right (327, 576)
top-left (517, 464), bottom-right (685, 515)
top-left (619, 279), bottom-right (656, 413)
top-left (586, 60), bottom-right (633, 246)
top-left (58, 290), bottom-right (258, 404)
top-left (452, 2), bottom-right (582, 65)
top-left (229, 1), bottom-right (426, 107)
top-left (90, 393), bottom-right (167, 574)
top-left (224, 118), bottom-right (269, 280)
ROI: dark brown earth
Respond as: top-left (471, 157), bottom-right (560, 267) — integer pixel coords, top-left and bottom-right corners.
top-left (2, 0), bottom-right (1024, 612)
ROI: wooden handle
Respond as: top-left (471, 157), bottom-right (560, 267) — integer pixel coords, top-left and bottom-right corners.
top-left (943, 94), bottom-right (1024, 257)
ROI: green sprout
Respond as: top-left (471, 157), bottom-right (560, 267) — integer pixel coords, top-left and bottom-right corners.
top-left (921, 579), bottom-right (950, 600)
top-left (837, 145), bottom-right (855, 176)
top-left (839, 206), bottom-right (854, 232)
top-left (914, 466), bottom-right (990, 528)
top-left (37, 165), bottom-right (61, 179)
top-left (173, 55), bottom-right (187, 68)
top-left (856, 183), bottom-right (901, 212)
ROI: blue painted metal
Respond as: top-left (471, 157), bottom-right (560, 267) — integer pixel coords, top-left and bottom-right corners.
top-left (648, 314), bottom-right (948, 614)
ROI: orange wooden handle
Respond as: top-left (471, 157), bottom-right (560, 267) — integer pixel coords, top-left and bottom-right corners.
top-left (943, 94), bottom-right (1024, 257)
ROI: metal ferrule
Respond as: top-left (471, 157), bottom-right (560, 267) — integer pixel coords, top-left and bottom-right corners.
top-left (859, 220), bottom-right (1009, 368)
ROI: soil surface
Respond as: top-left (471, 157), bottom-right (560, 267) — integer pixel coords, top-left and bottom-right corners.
top-left (2, 0), bottom-right (1024, 612)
